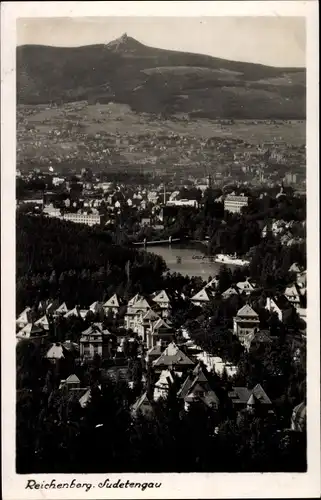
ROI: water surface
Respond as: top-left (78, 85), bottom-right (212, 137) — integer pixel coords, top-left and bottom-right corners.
top-left (145, 244), bottom-right (235, 280)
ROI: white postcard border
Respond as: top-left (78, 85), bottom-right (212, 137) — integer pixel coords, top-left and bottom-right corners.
top-left (1, 2), bottom-right (320, 499)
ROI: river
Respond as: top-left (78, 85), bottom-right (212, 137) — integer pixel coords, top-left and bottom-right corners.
top-left (145, 243), bottom-right (236, 280)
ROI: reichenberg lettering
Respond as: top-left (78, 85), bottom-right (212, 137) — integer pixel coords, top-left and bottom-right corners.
top-left (25, 479), bottom-right (92, 492)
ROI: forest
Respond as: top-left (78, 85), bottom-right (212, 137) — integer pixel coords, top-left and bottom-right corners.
top-left (16, 213), bottom-right (167, 312)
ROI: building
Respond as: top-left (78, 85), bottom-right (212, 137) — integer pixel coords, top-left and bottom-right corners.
top-left (103, 294), bottom-right (122, 316)
top-left (145, 341), bottom-right (165, 364)
top-left (190, 288), bottom-right (212, 307)
top-left (289, 262), bottom-right (303, 279)
top-left (204, 276), bottom-right (219, 290)
top-left (284, 284), bottom-right (302, 309)
top-left (35, 314), bottom-right (50, 331)
top-left (136, 309), bottom-right (160, 343)
top-left (150, 290), bottom-right (171, 318)
top-left (146, 317), bottom-right (174, 350)
top-left (228, 384), bottom-right (272, 411)
top-left (45, 299), bottom-right (60, 315)
top-left (64, 306), bottom-right (81, 319)
top-left (43, 205), bottom-right (102, 226)
top-left (297, 270), bottom-right (307, 288)
top-left (265, 295), bottom-right (293, 323)
top-left (45, 343), bottom-right (69, 364)
top-left (88, 301), bottom-right (104, 316)
top-left (16, 307), bottom-right (32, 329)
top-left (124, 294), bottom-right (151, 331)
top-left (166, 199), bottom-right (198, 208)
top-left (152, 342), bottom-right (195, 373)
top-left (224, 193), bottom-right (249, 214)
top-left (178, 364), bottom-right (220, 411)
top-left (153, 370), bottom-right (179, 401)
top-left (291, 402), bottom-right (306, 432)
top-left (131, 392), bottom-right (154, 419)
top-left (79, 323), bottom-right (110, 360)
top-left (54, 302), bottom-right (69, 316)
top-left (243, 329), bottom-right (273, 352)
top-left (284, 172), bottom-right (297, 185)
top-left (62, 212), bottom-right (101, 227)
top-left (16, 323), bottom-right (46, 342)
top-left (52, 177), bottom-right (65, 186)
top-left (233, 304), bottom-right (260, 344)
top-left (236, 280), bottom-right (255, 296)
top-left (59, 374), bottom-right (81, 391)
top-left (222, 287), bottom-right (238, 299)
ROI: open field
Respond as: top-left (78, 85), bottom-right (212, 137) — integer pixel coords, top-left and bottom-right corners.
top-left (17, 102), bottom-right (305, 146)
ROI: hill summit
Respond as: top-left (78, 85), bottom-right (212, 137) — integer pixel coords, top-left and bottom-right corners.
top-left (16, 38), bottom-right (306, 119)
top-left (106, 33), bottom-right (146, 53)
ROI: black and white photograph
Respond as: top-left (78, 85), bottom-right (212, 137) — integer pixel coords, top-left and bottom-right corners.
top-left (1, 1), bottom-right (320, 499)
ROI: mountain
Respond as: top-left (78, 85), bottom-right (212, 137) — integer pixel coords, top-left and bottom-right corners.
top-left (17, 34), bottom-right (306, 119)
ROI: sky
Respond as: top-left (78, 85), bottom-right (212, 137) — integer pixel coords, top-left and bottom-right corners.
top-left (17, 16), bottom-right (306, 68)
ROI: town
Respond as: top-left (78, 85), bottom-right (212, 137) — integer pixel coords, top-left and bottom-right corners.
top-left (16, 166), bottom-right (306, 473)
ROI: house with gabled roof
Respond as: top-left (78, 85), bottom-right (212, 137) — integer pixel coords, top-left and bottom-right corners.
top-left (16, 307), bottom-right (32, 329)
top-left (136, 309), bottom-right (160, 342)
top-left (291, 401), bottom-right (306, 432)
top-left (89, 301), bottom-right (104, 315)
top-left (146, 316), bottom-right (174, 350)
top-left (79, 323), bottom-right (106, 360)
top-left (204, 276), bottom-right (219, 290)
top-left (178, 364), bottom-right (220, 411)
top-left (150, 290), bottom-right (171, 318)
top-left (59, 374), bottom-right (81, 390)
top-left (233, 304), bottom-right (260, 344)
top-left (127, 293), bottom-right (145, 307)
top-left (38, 300), bottom-right (49, 314)
top-left (153, 369), bottom-right (180, 401)
top-left (190, 288), bottom-right (211, 307)
top-left (145, 340), bottom-right (166, 364)
top-left (79, 385), bottom-right (102, 409)
top-left (243, 329), bottom-right (273, 352)
top-left (46, 299), bottom-right (60, 315)
top-left (236, 280), bottom-right (255, 296)
top-left (54, 302), bottom-right (69, 316)
top-left (265, 295), bottom-right (294, 322)
top-left (296, 270), bottom-right (307, 288)
top-left (16, 322), bottom-right (46, 342)
top-left (79, 309), bottom-right (90, 320)
top-left (35, 314), bottom-right (50, 331)
top-left (45, 342), bottom-right (69, 363)
top-left (152, 342), bottom-right (195, 372)
top-left (222, 286), bottom-right (238, 299)
top-left (124, 294), bottom-right (151, 330)
top-left (131, 392), bottom-right (154, 419)
top-left (103, 293), bottom-right (122, 316)
top-left (228, 383), bottom-right (272, 412)
top-left (289, 262), bottom-right (303, 276)
top-left (284, 283), bottom-right (302, 309)
top-left (64, 306), bottom-right (81, 319)
top-left (62, 340), bottom-right (80, 354)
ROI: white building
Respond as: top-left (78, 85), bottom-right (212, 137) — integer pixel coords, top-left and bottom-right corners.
top-left (62, 212), bottom-right (101, 226)
top-left (224, 193), bottom-right (249, 214)
top-left (166, 199), bottom-right (198, 208)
